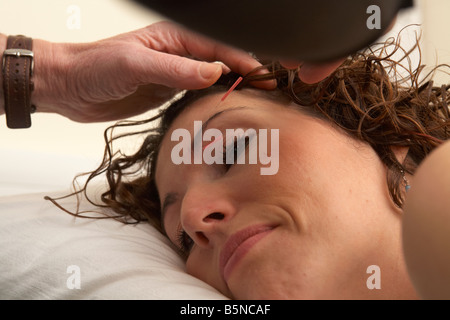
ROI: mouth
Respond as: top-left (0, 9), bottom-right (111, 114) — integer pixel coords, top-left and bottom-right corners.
top-left (219, 224), bottom-right (276, 282)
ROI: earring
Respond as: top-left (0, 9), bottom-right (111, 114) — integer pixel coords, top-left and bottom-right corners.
top-left (401, 169), bottom-right (411, 192)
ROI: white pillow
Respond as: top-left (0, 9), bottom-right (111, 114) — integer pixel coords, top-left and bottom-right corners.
top-left (0, 190), bottom-right (228, 300)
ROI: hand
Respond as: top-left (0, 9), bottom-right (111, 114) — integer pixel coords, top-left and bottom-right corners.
top-left (32, 21), bottom-right (274, 123)
top-left (280, 59), bottom-right (346, 84)
top-left (281, 17), bottom-right (397, 84)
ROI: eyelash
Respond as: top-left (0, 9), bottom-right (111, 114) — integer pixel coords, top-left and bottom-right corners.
top-left (222, 136), bottom-right (251, 170)
top-left (176, 227), bottom-right (194, 255)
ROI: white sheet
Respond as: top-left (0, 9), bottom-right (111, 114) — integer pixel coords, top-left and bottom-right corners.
top-left (0, 189), bottom-right (227, 299)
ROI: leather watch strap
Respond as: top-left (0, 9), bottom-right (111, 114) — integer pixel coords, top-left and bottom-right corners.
top-left (2, 35), bottom-right (34, 128)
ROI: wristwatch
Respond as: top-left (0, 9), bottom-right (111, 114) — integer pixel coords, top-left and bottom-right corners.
top-left (2, 35), bottom-right (35, 128)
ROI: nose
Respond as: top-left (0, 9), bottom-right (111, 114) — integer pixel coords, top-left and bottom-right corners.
top-left (180, 183), bottom-right (236, 248)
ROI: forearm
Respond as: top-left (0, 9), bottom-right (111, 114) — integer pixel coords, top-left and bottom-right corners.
top-left (0, 33), bottom-right (6, 115)
top-left (0, 34), bottom-right (64, 117)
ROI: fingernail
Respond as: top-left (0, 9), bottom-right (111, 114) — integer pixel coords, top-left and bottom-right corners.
top-left (200, 63), bottom-right (221, 80)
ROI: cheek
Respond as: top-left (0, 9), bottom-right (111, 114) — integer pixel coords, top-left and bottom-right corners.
top-left (277, 128), bottom-right (391, 232)
top-left (185, 250), bottom-right (211, 283)
top-left (273, 132), bottom-right (332, 205)
top-left (185, 254), bottom-right (203, 278)
top-left (185, 250), bottom-right (231, 297)
top-left (279, 125), bottom-right (380, 194)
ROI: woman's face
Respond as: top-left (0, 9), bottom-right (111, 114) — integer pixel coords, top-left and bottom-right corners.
top-left (155, 89), bottom-right (416, 299)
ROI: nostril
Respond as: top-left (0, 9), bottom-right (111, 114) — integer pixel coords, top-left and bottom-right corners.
top-left (196, 231), bottom-right (209, 244)
top-left (205, 212), bottom-right (225, 220)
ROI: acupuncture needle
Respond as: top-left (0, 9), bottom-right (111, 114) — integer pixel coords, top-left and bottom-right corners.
top-left (202, 76), bottom-right (244, 151)
top-left (221, 76), bottom-right (243, 101)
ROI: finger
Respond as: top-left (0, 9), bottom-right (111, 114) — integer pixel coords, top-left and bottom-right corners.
top-left (185, 36), bottom-right (277, 90)
top-left (199, 41), bottom-right (277, 89)
top-left (135, 48), bottom-right (223, 89)
top-left (96, 84), bottom-right (181, 121)
top-left (298, 59), bottom-right (345, 84)
top-left (144, 22), bottom-right (276, 90)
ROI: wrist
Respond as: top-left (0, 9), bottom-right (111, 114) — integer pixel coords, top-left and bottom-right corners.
top-left (0, 33), bottom-right (6, 115)
top-left (1, 35), bottom-right (71, 122)
top-left (30, 38), bottom-right (67, 114)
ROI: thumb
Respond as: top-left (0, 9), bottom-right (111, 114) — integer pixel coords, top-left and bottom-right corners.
top-left (138, 50), bottom-right (223, 89)
top-left (198, 62), bottom-right (224, 86)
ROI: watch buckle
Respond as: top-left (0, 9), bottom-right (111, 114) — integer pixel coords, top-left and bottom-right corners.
top-left (2, 48), bottom-right (34, 76)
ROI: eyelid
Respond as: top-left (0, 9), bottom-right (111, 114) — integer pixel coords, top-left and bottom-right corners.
top-left (175, 223), bottom-right (184, 249)
top-left (222, 132), bottom-right (253, 169)
top-left (161, 192), bottom-right (179, 235)
top-left (191, 107), bottom-right (251, 154)
top-left (175, 223), bottom-right (193, 256)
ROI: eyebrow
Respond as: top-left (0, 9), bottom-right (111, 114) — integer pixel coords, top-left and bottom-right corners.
top-left (190, 106), bottom-right (250, 151)
top-left (160, 106), bottom-right (252, 232)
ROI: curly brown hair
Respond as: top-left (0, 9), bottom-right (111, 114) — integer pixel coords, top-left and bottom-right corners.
top-left (46, 32), bottom-right (450, 234)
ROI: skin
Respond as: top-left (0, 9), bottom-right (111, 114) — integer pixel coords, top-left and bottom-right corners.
top-left (155, 89), bottom-right (418, 300)
top-left (403, 140), bottom-right (450, 299)
top-left (0, 21), bottom-right (275, 122)
top-left (280, 59), bottom-right (346, 84)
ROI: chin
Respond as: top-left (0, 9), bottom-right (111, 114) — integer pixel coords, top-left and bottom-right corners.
top-left (229, 280), bottom-right (306, 300)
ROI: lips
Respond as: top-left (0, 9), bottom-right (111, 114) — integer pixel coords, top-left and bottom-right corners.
top-left (219, 225), bottom-right (275, 282)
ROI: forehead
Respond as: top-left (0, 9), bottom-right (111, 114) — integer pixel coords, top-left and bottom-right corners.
top-left (167, 89), bottom-right (287, 131)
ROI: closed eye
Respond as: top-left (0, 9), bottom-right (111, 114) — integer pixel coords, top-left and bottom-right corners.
top-left (223, 135), bottom-right (252, 171)
top-left (176, 226), bottom-right (194, 256)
